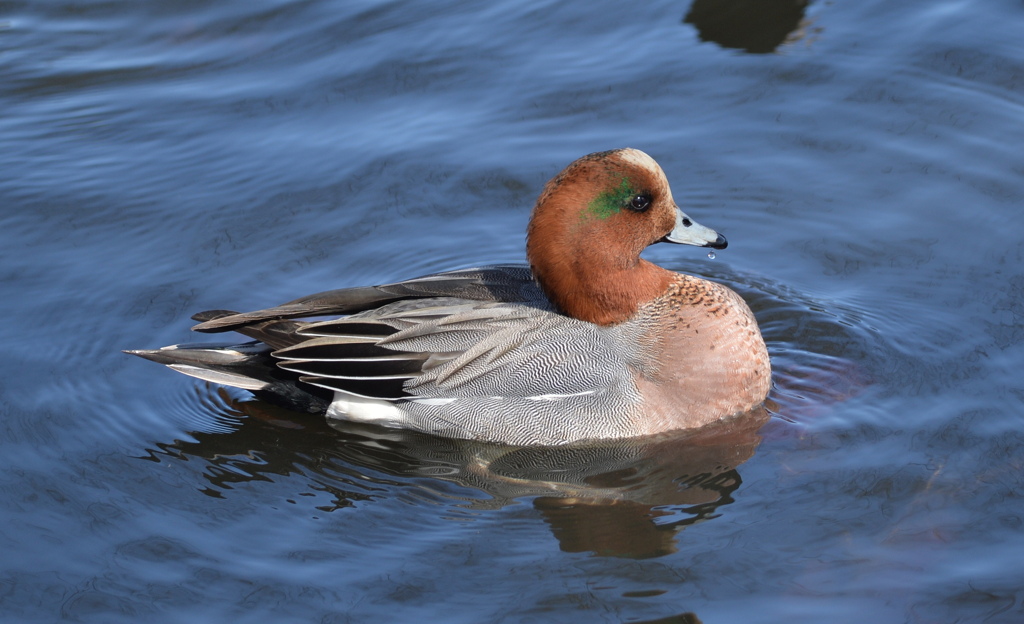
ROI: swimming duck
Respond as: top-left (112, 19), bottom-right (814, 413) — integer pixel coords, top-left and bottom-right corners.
top-left (128, 149), bottom-right (771, 445)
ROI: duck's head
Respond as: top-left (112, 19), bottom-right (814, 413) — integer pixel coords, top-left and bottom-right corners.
top-left (526, 148), bottom-right (727, 325)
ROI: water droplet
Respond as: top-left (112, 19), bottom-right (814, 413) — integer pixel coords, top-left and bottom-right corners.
top-left (707, 251), bottom-right (716, 260)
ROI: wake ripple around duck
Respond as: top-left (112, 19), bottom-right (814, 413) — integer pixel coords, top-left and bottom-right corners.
top-left (715, 266), bottom-right (884, 434)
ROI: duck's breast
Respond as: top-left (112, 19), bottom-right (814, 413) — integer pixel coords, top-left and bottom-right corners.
top-left (627, 276), bottom-right (771, 434)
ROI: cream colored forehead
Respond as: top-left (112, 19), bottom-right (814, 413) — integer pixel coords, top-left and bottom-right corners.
top-left (616, 148), bottom-right (660, 171)
top-left (614, 147), bottom-right (671, 195)
top-left (615, 148), bottom-right (670, 190)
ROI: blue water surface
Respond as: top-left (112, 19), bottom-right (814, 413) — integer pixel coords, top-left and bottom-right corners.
top-left (2, 0), bottom-right (1024, 622)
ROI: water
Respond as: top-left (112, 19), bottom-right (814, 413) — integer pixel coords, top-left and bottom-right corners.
top-left (2, 0), bottom-right (1023, 622)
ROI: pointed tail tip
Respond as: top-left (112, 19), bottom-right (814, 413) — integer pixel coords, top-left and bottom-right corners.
top-left (123, 348), bottom-right (166, 363)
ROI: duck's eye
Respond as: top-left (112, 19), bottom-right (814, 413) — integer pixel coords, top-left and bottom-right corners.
top-left (629, 195), bottom-right (651, 212)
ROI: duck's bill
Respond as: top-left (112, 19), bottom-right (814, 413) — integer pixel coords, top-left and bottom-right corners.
top-left (661, 207), bottom-right (728, 249)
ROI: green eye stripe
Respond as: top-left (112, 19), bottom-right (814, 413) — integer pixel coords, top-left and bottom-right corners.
top-left (583, 177), bottom-right (635, 221)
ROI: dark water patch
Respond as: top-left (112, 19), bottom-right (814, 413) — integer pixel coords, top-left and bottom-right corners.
top-left (684, 0), bottom-right (812, 55)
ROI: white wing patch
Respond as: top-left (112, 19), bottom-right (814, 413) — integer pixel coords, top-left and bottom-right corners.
top-left (327, 392), bottom-right (407, 425)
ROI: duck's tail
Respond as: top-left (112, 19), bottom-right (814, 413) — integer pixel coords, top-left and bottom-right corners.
top-left (125, 341), bottom-right (330, 413)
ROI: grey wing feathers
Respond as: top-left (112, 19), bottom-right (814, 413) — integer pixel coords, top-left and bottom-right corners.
top-left (131, 264), bottom-right (646, 443)
top-left (264, 299), bottom-right (616, 402)
top-left (300, 297), bottom-right (630, 402)
top-left (191, 265), bottom-right (540, 333)
top-left (180, 265), bottom-right (571, 404)
top-left (128, 262), bottom-right (647, 442)
top-left (273, 326), bottom-right (425, 400)
top-left (398, 314), bottom-right (630, 400)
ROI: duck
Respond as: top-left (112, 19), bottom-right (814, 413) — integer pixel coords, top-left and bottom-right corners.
top-left (127, 148), bottom-right (771, 446)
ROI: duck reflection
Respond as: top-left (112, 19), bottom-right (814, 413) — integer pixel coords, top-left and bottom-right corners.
top-left (684, 0), bottom-right (811, 54)
top-left (143, 388), bottom-right (770, 559)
